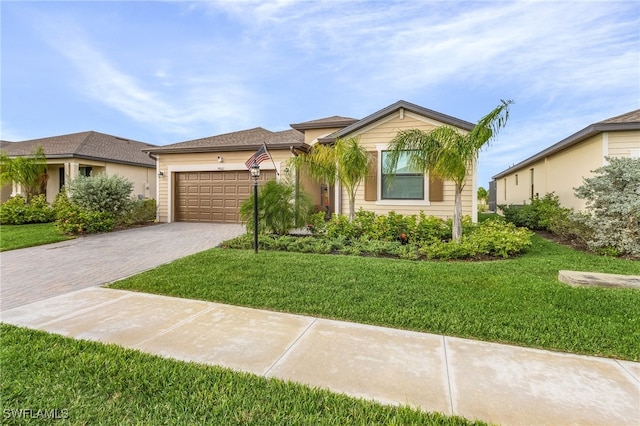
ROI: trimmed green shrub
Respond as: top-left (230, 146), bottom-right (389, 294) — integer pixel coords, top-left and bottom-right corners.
top-left (0, 195), bottom-right (28, 225)
top-left (66, 174), bottom-right (134, 218)
top-left (54, 188), bottom-right (114, 234)
top-left (412, 212), bottom-right (451, 243)
top-left (464, 220), bottom-right (534, 258)
top-left (117, 198), bottom-right (157, 226)
top-left (55, 202), bottom-right (114, 234)
top-left (499, 193), bottom-right (571, 231)
top-left (306, 211), bottom-right (328, 235)
top-left (26, 195), bottom-right (55, 223)
top-left (0, 194), bottom-right (55, 225)
top-left (326, 214), bottom-right (362, 240)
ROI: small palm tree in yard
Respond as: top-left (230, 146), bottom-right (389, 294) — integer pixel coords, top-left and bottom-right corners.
top-left (385, 100), bottom-right (513, 241)
top-left (477, 186), bottom-right (489, 211)
top-left (0, 145), bottom-right (48, 202)
top-left (290, 136), bottom-right (370, 222)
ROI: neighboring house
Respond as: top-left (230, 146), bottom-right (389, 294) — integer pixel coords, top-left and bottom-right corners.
top-left (147, 100), bottom-right (478, 224)
top-left (492, 110), bottom-right (640, 211)
top-left (0, 131), bottom-right (157, 203)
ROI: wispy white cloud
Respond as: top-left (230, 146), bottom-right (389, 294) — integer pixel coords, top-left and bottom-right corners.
top-left (4, 0), bottom-right (637, 183)
top-left (195, 1), bottom-right (638, 113)
top-left (32, 13), bottom-right (258, 138)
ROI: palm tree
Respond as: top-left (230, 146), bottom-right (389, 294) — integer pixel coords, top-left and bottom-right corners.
top-left (290, 136), bottom-right (370, 222)
top-left (477, 186), bottom-right (489, 211)
top-left (385, 100), bottom-right (512, 241)
top-left (0, 145), bottom-right (48, 202)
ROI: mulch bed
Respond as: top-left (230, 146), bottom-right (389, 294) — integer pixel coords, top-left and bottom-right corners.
top-left (535, 230), bottom-right (639, 261)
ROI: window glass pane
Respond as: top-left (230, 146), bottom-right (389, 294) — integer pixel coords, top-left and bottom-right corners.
top-left (382, 151), bottom-right (421, 174)
top-left (382, 175), bottom-right (424, 199)
top-left (381, 151), bottom-right (424, 200)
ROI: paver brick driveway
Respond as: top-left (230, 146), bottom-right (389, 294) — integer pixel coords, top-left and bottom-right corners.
top-left (0, 223), bottom-right (244, 313)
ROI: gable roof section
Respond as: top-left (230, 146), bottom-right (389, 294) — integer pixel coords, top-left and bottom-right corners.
top-left (492, 109), bottom-right (640, 179)
top-left (289, 116), bottom-right (358, 131)
top-left (598, 109), bottom-right (640, 124)
top-left (145, 127), bottom-right (305, 154)
top-left (0, 131), bottom-right (157, 168)
top-left (318, 100), bottom-right (475, 143)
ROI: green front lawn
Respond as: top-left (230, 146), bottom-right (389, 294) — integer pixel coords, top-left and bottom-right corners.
top-left (0, 222), bottom-right (73, 251)
top-left (0, 324), bottom-right (481, 425)
top-left (111, 235), bottom-right (640, 361)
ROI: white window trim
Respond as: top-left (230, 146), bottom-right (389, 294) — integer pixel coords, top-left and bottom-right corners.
top-left (375, 144), bottom-right (431, 207)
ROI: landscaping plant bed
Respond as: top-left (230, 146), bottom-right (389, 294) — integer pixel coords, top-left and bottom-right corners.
top-left (225, 210), bottom-right (534, 261)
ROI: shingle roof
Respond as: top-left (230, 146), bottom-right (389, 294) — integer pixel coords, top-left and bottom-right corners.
top-left (598, 109), bottom-right (640, 124)
top-left (492, 109), bottom-right (640, 179)
top-left (145, 127), bottom-right (305, 154)
top-left (0, 131), bottom-right (156, 167)
top-left (290, 116), bottom-right (358, 131)
top-left (144, 102), bottom-right (471, 153)
top-left (318, 100), bottom-right (475, 143)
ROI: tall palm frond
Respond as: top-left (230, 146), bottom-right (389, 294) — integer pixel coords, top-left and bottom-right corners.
top-left (386, 100), bottom-right (513, 241)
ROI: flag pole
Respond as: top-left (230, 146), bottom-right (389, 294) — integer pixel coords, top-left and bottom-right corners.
top-left (263, 142), bottom-right (279, 176)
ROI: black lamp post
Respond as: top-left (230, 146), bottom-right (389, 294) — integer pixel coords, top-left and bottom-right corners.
top-left (249, 162), bottom-right (260, 253)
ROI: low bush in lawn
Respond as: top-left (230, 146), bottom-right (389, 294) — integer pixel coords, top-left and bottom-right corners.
top-left (225, 211), bottom-right (533, 260)
top-left (116, 198), bottom-right (157, 227)
top-left (53, 179), bottom-right (157, 235)
top-left (53, 190), bottom-right (115, 234)
top-left (499, 193), bottom-right (571, 231)
top-left (0, 194), bottom-right (55, 225)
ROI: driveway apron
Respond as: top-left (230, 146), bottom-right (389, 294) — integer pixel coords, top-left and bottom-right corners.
top-left (0, 223), bottom-right (244, 312)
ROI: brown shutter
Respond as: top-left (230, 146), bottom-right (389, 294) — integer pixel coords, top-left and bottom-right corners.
top-left (429, 174), bottom-right (444, 202)
top-left (364, 151), bottom-right (378, 201)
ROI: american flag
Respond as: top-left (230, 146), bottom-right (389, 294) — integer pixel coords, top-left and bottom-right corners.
top-left (245, 144), bottom-right (270, 169)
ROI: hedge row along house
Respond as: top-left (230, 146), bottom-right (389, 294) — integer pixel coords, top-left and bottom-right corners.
top-left (0, 131), bottom-right (157, 204)
top-left (491, 109), bottom-right (640, 211)
top-left (145, 100), bottom-right (479, 224)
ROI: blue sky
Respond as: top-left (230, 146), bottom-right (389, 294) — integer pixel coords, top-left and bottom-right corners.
top-left (2, 0), bottom-right (639, 187)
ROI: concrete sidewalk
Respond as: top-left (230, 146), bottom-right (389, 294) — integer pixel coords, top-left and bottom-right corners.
top-left (2, 287), bottom-right (638, 426)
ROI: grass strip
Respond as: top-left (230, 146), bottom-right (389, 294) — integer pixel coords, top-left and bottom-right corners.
top-left (110, 235), bottom-right (640, 361)
top-left (0, 223), bottom-right (72, 251)
top-left (0, 324), bottom-right (481, 425)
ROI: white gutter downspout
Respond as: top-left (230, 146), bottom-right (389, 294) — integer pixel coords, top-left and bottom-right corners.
top-left (147, 153), bottom-right (160, 221)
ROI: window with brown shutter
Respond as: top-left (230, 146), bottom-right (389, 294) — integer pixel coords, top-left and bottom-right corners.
top-left (381, 151), bottom-right (424, 200)
top-left (429, 174), bottom-right (444, 202)
top-left (364, 151), bottom-right (378, 201)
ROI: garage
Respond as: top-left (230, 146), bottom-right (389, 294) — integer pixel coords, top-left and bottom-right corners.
top-left (175, 170), bottom-right (276, 223)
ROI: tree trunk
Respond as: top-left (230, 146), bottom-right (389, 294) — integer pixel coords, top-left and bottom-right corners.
top-left (452, 184), bottom-right (463, 241)
top-left (348, 193), bottom-right (355, 222)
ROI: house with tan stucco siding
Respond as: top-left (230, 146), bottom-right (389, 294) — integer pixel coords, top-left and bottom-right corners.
top-left (146, 100), bottom-right (478, 224)
top-left (0, 131), bottom-right (157, 203)
top-left (492, 110), bottom-right (640, 211)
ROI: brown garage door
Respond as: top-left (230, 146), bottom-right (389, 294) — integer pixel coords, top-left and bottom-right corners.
top-left (175, 170), bottom-right (276, 223)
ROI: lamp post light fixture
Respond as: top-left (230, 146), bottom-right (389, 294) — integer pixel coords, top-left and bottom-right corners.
top-left (249, 162), bottom-right (260, 253)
